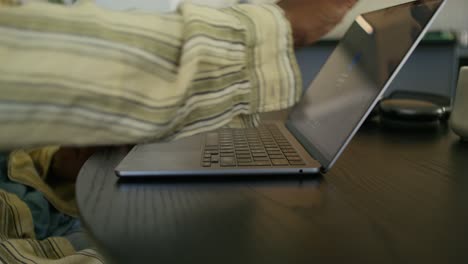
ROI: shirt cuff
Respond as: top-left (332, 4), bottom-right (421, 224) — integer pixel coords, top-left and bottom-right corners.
top-left (231, 4), bottom-right (303, 113)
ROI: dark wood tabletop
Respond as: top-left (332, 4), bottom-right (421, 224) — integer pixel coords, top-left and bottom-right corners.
top-left (76, 122), bottom-right (468, 264)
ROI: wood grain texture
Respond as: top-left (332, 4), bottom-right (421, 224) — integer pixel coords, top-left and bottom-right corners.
top-left (76, 123), bottom-right (468, 264)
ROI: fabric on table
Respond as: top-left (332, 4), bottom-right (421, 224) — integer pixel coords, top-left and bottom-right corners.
top-left (0, 152), bottom-right (80, 240)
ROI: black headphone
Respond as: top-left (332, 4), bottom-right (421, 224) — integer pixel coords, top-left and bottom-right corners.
top-left (369, 91), bottom-right (451, 129)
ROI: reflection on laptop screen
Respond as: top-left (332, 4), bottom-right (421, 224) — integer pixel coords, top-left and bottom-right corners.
top-left (287, 0), bottom-right (444, 168)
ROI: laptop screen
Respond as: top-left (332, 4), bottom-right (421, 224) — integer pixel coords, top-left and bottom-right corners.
top-left (286, 0), bottom-right (445, 170)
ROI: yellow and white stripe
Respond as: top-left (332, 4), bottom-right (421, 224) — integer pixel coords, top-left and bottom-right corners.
top-left (0, 0), bottom-right (301, 149)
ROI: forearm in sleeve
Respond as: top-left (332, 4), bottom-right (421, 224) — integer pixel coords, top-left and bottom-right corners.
top-left (0, 1), bottom-right (302, 149)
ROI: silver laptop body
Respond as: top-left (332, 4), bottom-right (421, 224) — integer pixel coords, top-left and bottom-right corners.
top-left (116, 0), bottom-right (446, 178)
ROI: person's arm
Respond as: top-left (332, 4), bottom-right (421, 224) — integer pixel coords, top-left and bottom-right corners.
top-left (0, 0), bottom-right (357, 150)
top-left (0, 1), bottom-right (301, 149)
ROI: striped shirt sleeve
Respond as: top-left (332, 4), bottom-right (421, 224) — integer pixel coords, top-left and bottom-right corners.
top-left (0, 0), bottom-right (302, 149)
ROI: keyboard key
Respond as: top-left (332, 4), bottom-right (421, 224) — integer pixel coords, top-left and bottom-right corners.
top-left (286, 156), bottom-right (302, 161)
top-left (250, 148), bottom-right (263, 151)
top-left (253, 161), bottom-right (271, 166)
top-left (289, 161), bottom-right (306, 165)
top-left (266, 147), bottom-right (280, 150)
top-left (251, 149), bottom-right (266, 153)
top-left (220, 147), bottom-right (234, 151)
top-left (211, 155), bottom-right (219, 163)
top-left (271, 159), bottom-right (289, 166)
top-left (202, 162), bottom-right (211, 167)
top-left (269, 154), bottom-right (284, 159)
top-left (220, 157), bottom-right (236, 166)
top-left (267, 151), bottom-right (282, 155)
top-left (235, 148), bottom-right (249, 152)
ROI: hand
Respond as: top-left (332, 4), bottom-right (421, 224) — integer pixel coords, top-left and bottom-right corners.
top-left (50, 147), bottom-right (100, 181)
top-left (50, 145), bottom-right (133, 181)
top-left (278, 0), bottom-right (358, 46)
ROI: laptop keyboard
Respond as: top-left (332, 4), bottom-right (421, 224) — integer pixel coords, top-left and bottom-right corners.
top-left (201, 124), bottom-right (305, 167)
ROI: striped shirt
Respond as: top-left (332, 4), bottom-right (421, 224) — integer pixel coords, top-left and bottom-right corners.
top-left (0, 0), bottom-right (302, 150)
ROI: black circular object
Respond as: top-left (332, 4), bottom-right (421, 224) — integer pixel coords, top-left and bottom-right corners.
top-left (379, 98), bottom-right (446, 122)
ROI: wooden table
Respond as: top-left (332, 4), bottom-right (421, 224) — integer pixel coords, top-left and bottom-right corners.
top-left (76, 122), bottom-right (468, 264)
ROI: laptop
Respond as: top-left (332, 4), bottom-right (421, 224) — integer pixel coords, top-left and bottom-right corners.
top-left (116, 0), bottom-right (446, 178)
